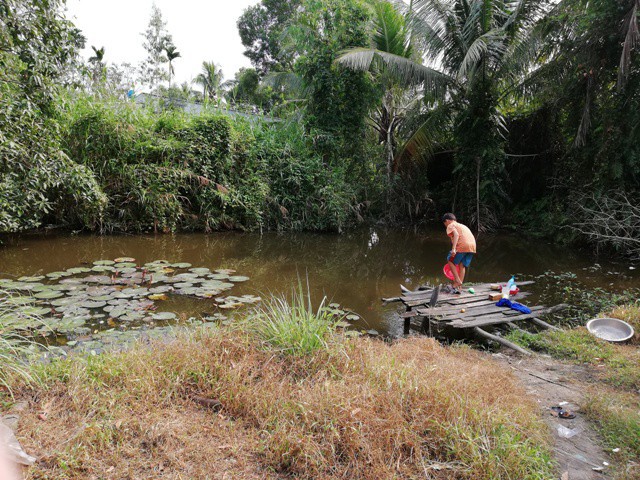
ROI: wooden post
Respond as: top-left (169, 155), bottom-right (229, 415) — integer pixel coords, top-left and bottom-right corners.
top-left (473, 326), bottom-right (531, 355)
top-left (529, 317), bottom-right (560, 331)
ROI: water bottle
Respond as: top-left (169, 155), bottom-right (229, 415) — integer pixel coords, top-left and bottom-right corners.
top-left (502, 276), bottom-right (515, 299)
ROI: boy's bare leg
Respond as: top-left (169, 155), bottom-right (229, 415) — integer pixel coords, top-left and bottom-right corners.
top-left (459, 265), bottom-right (466, 286)
top-left (448, 261), bottom-right (462, 288)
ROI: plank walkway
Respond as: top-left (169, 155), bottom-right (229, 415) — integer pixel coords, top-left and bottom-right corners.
top-left (386, 280), bottom-right (567, 353)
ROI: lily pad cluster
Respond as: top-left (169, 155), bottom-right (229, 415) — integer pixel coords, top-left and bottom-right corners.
top-left (0, 258), bottom-right (260, 342)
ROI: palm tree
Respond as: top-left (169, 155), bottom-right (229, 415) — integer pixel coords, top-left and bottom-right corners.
top-left (88, 45), bottom-right (106, 84)
top-left (338, 0), bottom-right (549, 230)
top-left (194, 61), bottom-right (224, 102)
top-left (164, 44), bottom-right (181, 87)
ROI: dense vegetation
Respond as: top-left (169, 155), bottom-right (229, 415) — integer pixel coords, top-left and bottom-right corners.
top-left (1, 0), bottom-right (639, 256)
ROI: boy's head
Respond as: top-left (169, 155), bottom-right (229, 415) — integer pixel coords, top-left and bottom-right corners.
top-left (442, 212), bottom-right (456, 226)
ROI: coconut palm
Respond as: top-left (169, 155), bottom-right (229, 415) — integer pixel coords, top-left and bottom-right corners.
top-left (338, 0), bottom-right (550, 230)
top-left (88, 45), bottom-right (106, 84)
top-left (164, 44), bottom-right (181, 87)
top-left (194, 61), bottom-right (224, 102)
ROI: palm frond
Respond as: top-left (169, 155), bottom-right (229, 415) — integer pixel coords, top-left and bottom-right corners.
top-left (337, 48), bottom-right (454, 94)
top-left (394, 103), bottom-right (453, 169)
top-left (618, 0), bottom-right (640, 91)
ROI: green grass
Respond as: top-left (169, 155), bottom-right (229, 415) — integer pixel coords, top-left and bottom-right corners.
top-left (0, 290), bottom-right (42, 394)
top-left (507, 328), bottom-right (640, 390)
top-left (248, 281), bottom-right (338, 356)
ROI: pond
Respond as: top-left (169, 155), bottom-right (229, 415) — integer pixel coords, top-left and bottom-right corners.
top-left (0, 229), bottom-right (638, 352)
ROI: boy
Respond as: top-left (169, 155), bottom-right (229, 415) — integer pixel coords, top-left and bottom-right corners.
top-left (442, 213), bottom-right (476, 293)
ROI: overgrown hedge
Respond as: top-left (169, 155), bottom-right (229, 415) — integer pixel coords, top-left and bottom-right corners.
top-left (52, 93), bottom-right (363, 233)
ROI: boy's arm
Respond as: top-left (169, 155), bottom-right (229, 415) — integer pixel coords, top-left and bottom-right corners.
top-left (450, 230), bottom-right (459, 255)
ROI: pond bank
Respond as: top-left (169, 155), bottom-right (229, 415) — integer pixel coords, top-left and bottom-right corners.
top-left (2, 329), bottom-right (555, 479)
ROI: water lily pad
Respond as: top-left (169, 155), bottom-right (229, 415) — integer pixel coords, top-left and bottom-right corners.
top-left (46, 271), bottom-right (71, 279)
top-left (366, 330), bottom-right (379, 336)
top-left (4, 296), bottom-right (35, 306)
top-left (335, 321), bottom-right (351, 328)
top-left (93, 260), bottom-right (115, 266)
top-left (34, 290), bottom-right (64, 300)
top-left (66, 267), bottom-right (92, 274)
top-left (189, 268), bottom-right (210, 275)
top-left (174, 282), bottom-right (194, 289)
top-left (228, 276), bottom-right (249, 283)
top-left (18, 275), bottom-right (45, 282)
top-left (50, 297), bottom-right (77, 307)
top-left (120, 312), bottom-right (145, 322)
top-left (59, 278), bottom-right (83, 285)
top-left (218, 302), bottom-right (243, 310)
top-left (207, 273), bottom-right (229, 280)
top-left (115, 267), bottom-right (137, 274)
top-left (149, 286), bottom-right (173, 294)
top-left (346, 314), bottom-right (359, 321)
top-left (14, 283), bottom-right (42, 291)
top-left (81, 300), bottom-right (107, 309)
top-left (151, 312), bottom-right (177, 321)
top-left (114, 257), bottom-right (136, 263)
top-left (83, 275), bottom-right (112, 284)
top-left (92, 265), bottom-right (115, 272)
top-left (148, 293), bottom-right (168, 301)
top-left (171, 262), bottom-right (192, 269)
top-left (329, 303), bottom-right (341, 308)
top-left (21, 306), bottom-right (51, 316)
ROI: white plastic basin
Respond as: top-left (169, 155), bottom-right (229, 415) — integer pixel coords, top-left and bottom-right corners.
top-left (586, 318), bottom-right (635, 342)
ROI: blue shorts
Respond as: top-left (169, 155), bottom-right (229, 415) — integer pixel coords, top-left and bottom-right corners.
top-left (447, 251), bottom-right (474, 267)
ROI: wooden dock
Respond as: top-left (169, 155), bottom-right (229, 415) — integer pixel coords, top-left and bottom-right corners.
top-left (386, 281), bottom-right (567, 354)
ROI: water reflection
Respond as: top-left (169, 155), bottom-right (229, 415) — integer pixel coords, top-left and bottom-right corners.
top-left (0, 229), bottom-right (637, 336)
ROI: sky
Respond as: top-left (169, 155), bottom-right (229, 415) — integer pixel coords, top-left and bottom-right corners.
top-left (64, 0), bottom-right (260, 90)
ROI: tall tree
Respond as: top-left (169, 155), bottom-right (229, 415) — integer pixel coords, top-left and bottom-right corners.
top-left (339, 0), bottom-right (550, 230)
top-left (164, 43), bottom-right (180, 87)
top-left (289, 0), bottom-right (378, 162)
top-left (139, 4), bottom-right (172, 90)
top-left (194, 61), bottom-right (224, 102)
top-left (88, 45), bottom-right (105, 84)
top-left (237, 0), bottom-right (301, 75)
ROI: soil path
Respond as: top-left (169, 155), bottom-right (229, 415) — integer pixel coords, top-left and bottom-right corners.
top-left (493, 352), bottom-right (611, 480)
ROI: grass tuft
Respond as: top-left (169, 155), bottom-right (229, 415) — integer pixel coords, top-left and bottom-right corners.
top-left (0, 290), bottom-right (41, 395)
top-left (248, 280), bottom-right (337, 356)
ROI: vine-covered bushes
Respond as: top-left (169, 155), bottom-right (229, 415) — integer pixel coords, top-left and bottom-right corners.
top-left (54, 93), bottom-right (365, 233)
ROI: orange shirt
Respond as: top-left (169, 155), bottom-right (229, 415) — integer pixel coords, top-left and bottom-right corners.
top-left (446, 221), bottom-right (476, 253)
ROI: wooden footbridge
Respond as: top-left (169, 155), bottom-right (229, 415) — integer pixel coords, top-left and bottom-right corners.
top-left (384, 281), bottom-right (567, 354)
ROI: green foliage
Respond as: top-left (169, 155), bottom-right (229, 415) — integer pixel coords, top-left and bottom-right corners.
top-left (291, 0), bottom-right (379, 162)
top-left (0, 0), bottom-right (106, 233)
top-left (237, 0), bottom-right (301, 75)
top-left (55, 92), bottom-right (363, 233)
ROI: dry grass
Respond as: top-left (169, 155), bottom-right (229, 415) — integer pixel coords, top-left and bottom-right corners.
top-left (608, 304), bottom-right (640, 344)
top-left (4, 328), bottom-right (554, 479)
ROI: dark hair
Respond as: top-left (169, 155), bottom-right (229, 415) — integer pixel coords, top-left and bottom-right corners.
top-left (442, 213), bottom-right (456, 222)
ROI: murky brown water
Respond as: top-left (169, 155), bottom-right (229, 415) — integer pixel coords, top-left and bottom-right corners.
top-left (1, 229), bottom-right (638, 337)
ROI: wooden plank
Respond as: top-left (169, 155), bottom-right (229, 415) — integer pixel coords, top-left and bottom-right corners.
top-left (432, 302), bottom-right (541, 320)
top-left (449, 304), bottom-right (568, 329)
top-left (415, 300), bottom-right (496, 315)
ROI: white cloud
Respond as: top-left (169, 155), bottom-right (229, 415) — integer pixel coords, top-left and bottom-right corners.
top-left (65, 0), bottom-right (259, 89)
